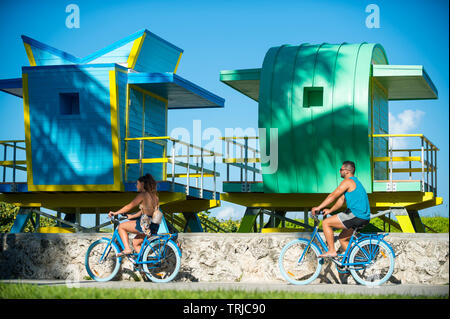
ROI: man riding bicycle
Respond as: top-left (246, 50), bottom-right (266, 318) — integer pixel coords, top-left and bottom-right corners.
top-left (311, 161), bottom-right (370, 258)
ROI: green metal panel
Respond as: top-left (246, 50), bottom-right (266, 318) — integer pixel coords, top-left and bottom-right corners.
top-left (222, 182), bottom-right (264, 193)
top-left (373, 65), bottom-right (438, 100)
top-left (258, 43), bottom-right (388, 194)
top-left (373, 181), bottom-right (422, 192)
top-left (258, 46), bottom-right (284, 193)
top-left (237, 207), bottom-right (260, 232)
top-left (220, 69), bottom-right (260, 101)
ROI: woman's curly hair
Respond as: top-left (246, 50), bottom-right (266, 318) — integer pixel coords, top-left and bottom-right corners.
top-left (138, 173), bottom-right (159, 211)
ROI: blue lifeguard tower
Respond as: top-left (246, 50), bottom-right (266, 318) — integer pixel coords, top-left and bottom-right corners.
top-left (0, 29), bottom-right (224, 233)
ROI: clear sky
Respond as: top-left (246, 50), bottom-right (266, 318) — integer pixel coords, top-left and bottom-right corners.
top-left (0, 0), bottom-right (448, 225)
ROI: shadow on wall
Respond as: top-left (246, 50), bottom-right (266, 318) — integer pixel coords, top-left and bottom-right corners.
top-left (261, 107), bottom-right (371, 194)
top-left (29, 67), bottom-right (116, 187)
top-left (258, 44), bottom-right (372, 194)
top-left (0, 233), bottom-right (81, 280)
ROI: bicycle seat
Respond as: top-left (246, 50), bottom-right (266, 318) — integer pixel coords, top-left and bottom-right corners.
top-left (351, 220), bottom-right (370, 232)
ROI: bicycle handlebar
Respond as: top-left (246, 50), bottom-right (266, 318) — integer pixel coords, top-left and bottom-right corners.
top-left (109, 216), bottom-right (128, 225)
top-left (312, 210), bottom-right (324, 226)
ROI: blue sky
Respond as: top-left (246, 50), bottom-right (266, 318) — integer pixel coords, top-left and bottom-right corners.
top-left (0, 0), bottom-right (448, 224)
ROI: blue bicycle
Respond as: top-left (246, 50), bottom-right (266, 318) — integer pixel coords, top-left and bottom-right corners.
top-left (85, 217), bottom-right (181, 283)
top-left (278, 212), bottom-right (395, 286)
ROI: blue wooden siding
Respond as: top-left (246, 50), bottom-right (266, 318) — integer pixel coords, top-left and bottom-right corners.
top-left (26, 65), bottom-right (115, 185)
top-left (87, 41), bottom-right (135, 65)
top-left (134, 33), bottom-right (182, 73)
top-left (28, 45), bottom-right (76, 66)
top-left (116, 71), bottom-right (128, 181)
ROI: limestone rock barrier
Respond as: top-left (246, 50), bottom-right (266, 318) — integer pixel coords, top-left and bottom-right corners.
top-left (0, 232), bottom-right (448, 285)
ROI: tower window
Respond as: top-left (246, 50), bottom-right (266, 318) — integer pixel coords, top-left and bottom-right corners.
top-left (303, 87), bottom-right (324, 107)
top-left (59, 93), bottom-right (80, 115)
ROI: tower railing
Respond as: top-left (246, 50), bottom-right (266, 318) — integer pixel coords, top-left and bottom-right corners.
top-left (221, 136), bottom-right (262, 192)
top-left (124, 136), bottom-right (221, 197)
top-left (0, 140), bottom-right (26, 186)
top-left (372, 134), bottom-right (438, 195)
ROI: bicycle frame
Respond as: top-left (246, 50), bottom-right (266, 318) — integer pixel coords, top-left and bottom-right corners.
top-left (299, 223), bottom-right (390, 268)
top-left (99, 224), bottom-right (174, 269)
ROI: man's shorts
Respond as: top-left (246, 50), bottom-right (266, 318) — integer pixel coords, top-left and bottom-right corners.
top-left (336, 209), bottom-right (370, 230)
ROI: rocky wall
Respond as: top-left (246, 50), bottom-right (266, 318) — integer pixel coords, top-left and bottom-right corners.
top-left (0, 232), bottom-right (448, 285)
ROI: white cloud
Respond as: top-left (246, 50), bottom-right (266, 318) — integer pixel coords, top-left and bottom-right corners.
top-left (214, 206), bottom-right (237, 220)
top-left (389, 109), bottom-right (425, 134)
top-left (388, 109), bottom-right (425, 149)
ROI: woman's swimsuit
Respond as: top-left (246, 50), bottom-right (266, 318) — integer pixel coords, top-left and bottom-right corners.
top-left (135, 204), bottom-right (162, 236)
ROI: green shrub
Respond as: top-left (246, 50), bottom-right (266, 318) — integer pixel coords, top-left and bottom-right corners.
top-left (0, 202), bottom-right (56, 233)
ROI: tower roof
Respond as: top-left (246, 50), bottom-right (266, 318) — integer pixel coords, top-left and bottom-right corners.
top-left (22, 29), bottom-right (183, 73)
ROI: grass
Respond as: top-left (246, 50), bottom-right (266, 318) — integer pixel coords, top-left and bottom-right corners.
top-left (0, 283), bottom-right (446, 299)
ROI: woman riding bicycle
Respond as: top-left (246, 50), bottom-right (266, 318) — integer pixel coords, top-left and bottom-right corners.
top-left (108, 173), bottom-right (163, 257)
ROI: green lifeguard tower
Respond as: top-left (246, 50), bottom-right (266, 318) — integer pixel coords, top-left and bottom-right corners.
top-left (0, 29), bottom-right (224, 233)
top-left (220, 42), bottom-right (441, 233)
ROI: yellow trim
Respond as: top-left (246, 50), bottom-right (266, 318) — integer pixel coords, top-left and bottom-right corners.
top-left (27, 184), bottom-right (124, 192)
top-left (23, 43), bottom-right (36, 66)
top-left (220, 191), bottom-right (442, 211)
top-left (392, 168), bottom-right (435, 173)
top-left (109, 70), bottom-right (123, 191)
top-left (0, 160), bottom-right (27, 166)
top-left (173, 52), bottom-right (183, 73)
top-left (125, 136), bottom-right (171, 141)
top-left (37, 227), bottom-right (75, 233)
top-left (124, 84), bottom-right (130, 182)
top-left (167, 173), bottom-right (216, 178)
top-left (127, 33), bottom-right (146, 69)
top-left (26, 70), bottom-right (124, 192)
top-left (162, 198), bottom-right (220, 213)
top-left (141, 89), bottom-right (145, 176)
top-left (223, 158), bottom-right (260, 163)
top-left (373, 156), bottom-right (421, 162)
top-left (220, 136), bottom-right (259, 140)
top-left (373, 77), bottom-right (388, 96)
top-left (395, 215), bottom-right (416, 233)
top-left (0, 191), bottom-right (186, 210)
top-left (372, 133), bottom-right (438, 151)
top-left (116, 68), bottom-right (128, 75)
top-left (163, 100), bottom-right (168, 180)
top-left (126, 158), bottom-right (169, 164)
top-left (372, 134), bottom-right (424, 138)
top-left (22, 73), bottom-right (34, 188)
top-left (261, 228), bottom-right (306, 233)
top-left (130, 85), bottom-right (168, 103)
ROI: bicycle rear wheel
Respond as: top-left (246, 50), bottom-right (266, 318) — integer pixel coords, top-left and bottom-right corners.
top-left (348, 239), bottom-right (395, 286)
top-left (142, 240), bottom-right (181, 283)
top-left (278, 238), bottom-right (322, 285)
top-left (85, 239), bottom-right (121, 282)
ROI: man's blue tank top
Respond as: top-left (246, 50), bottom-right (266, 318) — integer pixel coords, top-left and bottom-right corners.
top-left (344, 177), bottom-right (371, 220)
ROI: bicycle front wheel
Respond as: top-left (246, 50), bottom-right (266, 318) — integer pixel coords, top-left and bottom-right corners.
top-left (278, 238), bottom-right (322, 285)
top-left (85, 238), bottom-right (121, 282)
top-left (142, 240), bottom-right (181, 283)
top-left (348, 239), bottom-right (395, 286)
